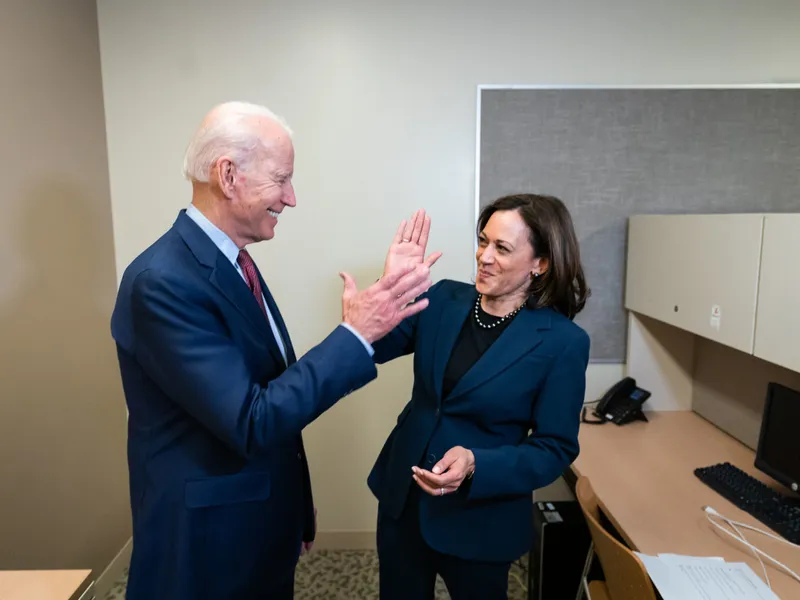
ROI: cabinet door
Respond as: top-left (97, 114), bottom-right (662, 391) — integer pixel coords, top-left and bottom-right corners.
top-left (626, 214), bottom-right (763, 354)
top-left (625, 215), bottom-right (685, 328)
top-left (754, 214), bottom-right (800, 373)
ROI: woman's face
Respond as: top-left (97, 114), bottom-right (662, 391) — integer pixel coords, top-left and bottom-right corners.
top-left (475, 210), bottom-right (543, 300)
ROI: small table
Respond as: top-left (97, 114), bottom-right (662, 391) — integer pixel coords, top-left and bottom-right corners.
top-left (0, 569), bottom-right (92, 600)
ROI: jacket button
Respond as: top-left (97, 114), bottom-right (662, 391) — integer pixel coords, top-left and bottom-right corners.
top-left (435, 408), bottom-right (440, 416)
top-left (297, 453), bottom-right (302, 459)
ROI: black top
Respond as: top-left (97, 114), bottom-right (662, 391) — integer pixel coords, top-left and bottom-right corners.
top-left (441, 296), bottom-right (520, 399)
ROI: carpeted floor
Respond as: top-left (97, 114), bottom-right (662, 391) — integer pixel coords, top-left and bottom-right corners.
top-left (104, 550), bottom-right (529, 599)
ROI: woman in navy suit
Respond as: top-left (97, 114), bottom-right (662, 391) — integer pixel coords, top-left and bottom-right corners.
top-left (368, 194), bottom-right (591, 600)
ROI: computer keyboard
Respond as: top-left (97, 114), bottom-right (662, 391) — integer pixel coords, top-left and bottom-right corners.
top-left (694, 462), bottom-right (800, 545)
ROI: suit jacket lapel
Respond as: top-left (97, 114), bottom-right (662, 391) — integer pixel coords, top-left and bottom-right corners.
top-left (431, 287), bottom-right (474, 400)
top-left (446, 307), bottom-right (549, 401)
top-left (256, 269), bottom-right (297, 365)
top-left (174, 212), bottom-right (285, 366)
top-left (209, 259), bottom-right (287, 367)
top-left (207, 252), bottom-right (272, 321)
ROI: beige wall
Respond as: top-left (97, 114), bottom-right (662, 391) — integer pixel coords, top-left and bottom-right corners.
top-left (693, 338), bottom-right (800, 450)
top-left (96, 0), bottom-right (800, 535)
top-left (0, 0), bottom-right (130, 576)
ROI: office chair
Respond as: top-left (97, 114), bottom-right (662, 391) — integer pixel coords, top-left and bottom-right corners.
top-left (574, 476), bottom-right (658, 600)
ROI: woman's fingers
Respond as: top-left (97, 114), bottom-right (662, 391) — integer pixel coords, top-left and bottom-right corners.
top-left (392, 219), bottom-right (407, 245)
top-left (418, 213), bottom-right (434, 251)
top-left (412, 473), bottom-right (462, 496)
top-left (413, 465), bottom-right (464, 488)
top-left (424, 251), bottom-right (443, 268)
top-left (402, 210), bottom-right (420, 242)
top-left (410, 209), bottom-right (425, 244)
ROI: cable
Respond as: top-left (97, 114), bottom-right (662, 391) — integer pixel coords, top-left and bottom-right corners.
top-left (706, 513), bottom-right (798, 587)
top-left (711, 508), bottom-right (770, 587)
top-left (704, 507), bottom-right (799, 549)
top-left (703, 506), bottom-right (800, 588)
top-left (581, 400), bottom-right (605, 425)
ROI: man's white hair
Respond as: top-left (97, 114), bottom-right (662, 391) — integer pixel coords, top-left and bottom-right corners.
top-left (182, 101), bottom-right (293, 182)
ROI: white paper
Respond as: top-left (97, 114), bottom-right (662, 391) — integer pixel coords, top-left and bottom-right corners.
top-left (659, 553), bottom-right (725, 563)
top-left (638, 553), bottom-right (704, 599)
top-left (635, 553), bottom-right (780, 600)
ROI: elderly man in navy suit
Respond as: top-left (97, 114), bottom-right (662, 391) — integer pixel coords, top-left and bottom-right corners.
top-left (111, 101), bottom-right (438, 600)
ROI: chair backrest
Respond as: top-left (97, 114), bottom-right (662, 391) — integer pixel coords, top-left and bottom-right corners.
top-left (575, 476), bottom-right (658, 600)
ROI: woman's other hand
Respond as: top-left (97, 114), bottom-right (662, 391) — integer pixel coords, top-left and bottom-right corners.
top-left (411, 446), bottom-right (475, 496)
top-left (383, 209), bottom-right (442, 278)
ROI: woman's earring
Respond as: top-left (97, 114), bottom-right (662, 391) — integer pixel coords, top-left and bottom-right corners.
top-left (532, 272), bottom-right (540, 280)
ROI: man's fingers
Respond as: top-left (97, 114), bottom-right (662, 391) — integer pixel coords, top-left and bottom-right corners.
top-left (377, 265), bottom-right (415, 291)
top-left (387, 264), bottom-right (430, 297)
top-left (339, 272), bottom-right (357, 299)
top-left (424, 251), bottom-right (443, 268)
top-left (396, 277), bottom-right (432, 307)
top-left (397, 298), bottom-right (429, 320)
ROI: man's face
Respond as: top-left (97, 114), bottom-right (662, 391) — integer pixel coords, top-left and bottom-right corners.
top-left (224, 122), bottom-right (296, 245)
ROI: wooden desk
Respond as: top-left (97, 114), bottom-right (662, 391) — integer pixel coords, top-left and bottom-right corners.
top-left (572, 411), bottom-right (799, 599)
top-left (0, 570), bottom-right (91, 600)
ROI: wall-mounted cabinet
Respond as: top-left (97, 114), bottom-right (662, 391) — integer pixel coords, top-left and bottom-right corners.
top-left (625, 214), bottom-right (764, 355)
top-left (753, 214), bottom-right (800, 373)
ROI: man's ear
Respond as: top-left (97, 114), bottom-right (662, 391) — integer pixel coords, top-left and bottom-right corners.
top-left (215, 157), bottom-right (237, 198)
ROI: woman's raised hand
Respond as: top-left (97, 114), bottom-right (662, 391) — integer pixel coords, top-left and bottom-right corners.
top-left (382, 209), bottom-right (442, 279)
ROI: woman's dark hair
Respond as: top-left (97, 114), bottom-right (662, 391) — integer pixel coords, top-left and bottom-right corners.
top-left (477, 193), bottom-right (590, 320)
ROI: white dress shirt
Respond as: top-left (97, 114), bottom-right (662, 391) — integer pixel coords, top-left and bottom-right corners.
top-left (185, 205), bottom-right (373, 360)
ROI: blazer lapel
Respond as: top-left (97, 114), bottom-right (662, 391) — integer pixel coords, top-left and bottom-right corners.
top-left (174, 211), bottom-right (284, 365)
top-left (431, 287), bottom-right (474, 400)
top-left (209, 258), bottom-right (287, 367)
top-left (256, 269), bottom-right (297, 365)
top-left (446, 307), bottom-right (549, 401)
top-left (207, 254), bottom-right (266, 327)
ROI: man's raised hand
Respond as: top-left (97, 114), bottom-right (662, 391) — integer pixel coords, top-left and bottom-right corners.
top-left (340, 264), bottom-right (432, 344)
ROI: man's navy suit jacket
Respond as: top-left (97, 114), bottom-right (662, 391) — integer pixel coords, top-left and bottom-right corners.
top-left (111, 211), bottom-right (377, 599)
top-left (368, 280), bottom-right (590, 563)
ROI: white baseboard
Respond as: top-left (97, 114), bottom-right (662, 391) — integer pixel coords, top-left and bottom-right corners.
top-left (93, 537), bottom-right (132, 598)
top-left (313, 531), bottom-right (376, 550)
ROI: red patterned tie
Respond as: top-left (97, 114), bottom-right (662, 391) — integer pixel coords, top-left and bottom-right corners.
top-left (237, 249), bottom-right (268, 319)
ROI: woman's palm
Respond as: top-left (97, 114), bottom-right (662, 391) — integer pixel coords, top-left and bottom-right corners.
top-left (383, 209), bottom-right (442, 277)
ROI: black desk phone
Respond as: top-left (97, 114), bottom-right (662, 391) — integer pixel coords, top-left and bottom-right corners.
top-left (582, 376), bottom-right (651, 425)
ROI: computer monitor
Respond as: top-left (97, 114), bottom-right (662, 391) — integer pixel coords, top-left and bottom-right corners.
top-left (755, 382), bottom-right (800, 494)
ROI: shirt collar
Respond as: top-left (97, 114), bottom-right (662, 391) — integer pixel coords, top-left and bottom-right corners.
top-left (185, 204), bottom-right (241, 267)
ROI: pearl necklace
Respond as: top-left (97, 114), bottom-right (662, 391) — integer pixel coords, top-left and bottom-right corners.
top-left (474, 294), bottom-right (524, 329)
